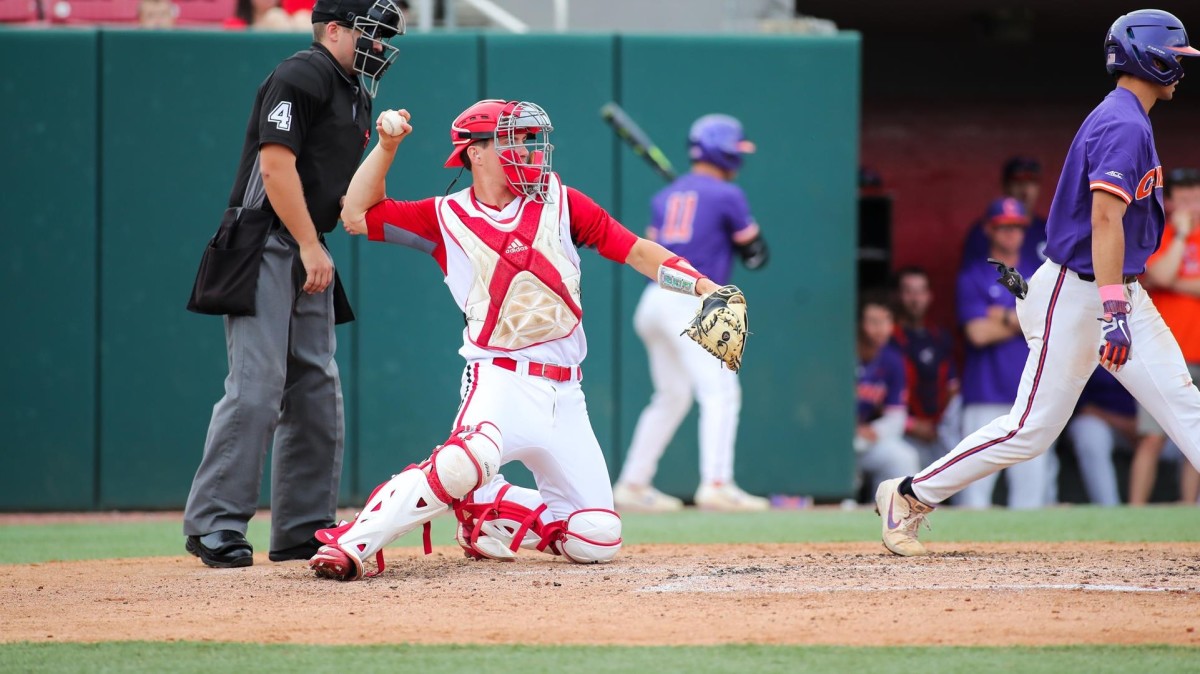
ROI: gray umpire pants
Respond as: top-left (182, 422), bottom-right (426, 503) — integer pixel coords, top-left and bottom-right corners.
top-left (184, 230), bottom-right (344, 552)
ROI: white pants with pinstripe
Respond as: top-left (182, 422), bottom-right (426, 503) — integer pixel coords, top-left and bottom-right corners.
top-left (455, 361), bottom-right (614, 522)
top-left (912, 260), bottom-right (1200, 505)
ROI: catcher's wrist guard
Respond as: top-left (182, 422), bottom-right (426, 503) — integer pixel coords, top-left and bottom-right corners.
top-left (681, 284), bottom-right (749, 372)
top-left (987, 257), bottom-right (1028, 300)
top-left (658, 255), bottom-right (707, 296)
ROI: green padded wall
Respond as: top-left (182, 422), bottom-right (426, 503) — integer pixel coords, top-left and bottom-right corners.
top-left (97, 31), bottom-right (359, 508)
top-left (1, 30), bottom-right (860, 510)
top-left (615, 34), bottom-right (861, 500)
top-left (480, 34), bottom-right (619, 489)
top-left (0, 31), bottom-right (99, 509)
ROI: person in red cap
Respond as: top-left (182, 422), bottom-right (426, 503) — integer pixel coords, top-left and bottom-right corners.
top-left (304, 100), bottom-right (746, 580)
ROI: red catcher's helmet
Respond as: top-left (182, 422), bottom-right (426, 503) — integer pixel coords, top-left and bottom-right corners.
top-left (444, 99), bottom-right (555, 202)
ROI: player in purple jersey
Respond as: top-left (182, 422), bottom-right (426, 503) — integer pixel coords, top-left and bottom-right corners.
top-left (855, 291), bottom-right (919, 496)
top-left (875, 10), bottom-right (1200, 556)
top-left (614, 113), bottom-right (770, 512)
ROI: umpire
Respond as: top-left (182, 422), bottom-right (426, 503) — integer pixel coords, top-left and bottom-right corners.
top-left (183, 0), bottom-right (404, 568)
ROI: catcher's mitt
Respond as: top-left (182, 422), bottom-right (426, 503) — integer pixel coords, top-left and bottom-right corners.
top-left (682, 284), bottom-right (749, 372)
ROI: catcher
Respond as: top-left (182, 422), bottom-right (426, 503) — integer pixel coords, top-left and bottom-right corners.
top-left (308, 99), bottom-right (748, 580)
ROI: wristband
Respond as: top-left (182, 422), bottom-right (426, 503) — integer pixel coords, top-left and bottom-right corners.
top-left (657, 255), bottom-right (707, 296)
top-left (1098, 284), bottom-right (1126, 305)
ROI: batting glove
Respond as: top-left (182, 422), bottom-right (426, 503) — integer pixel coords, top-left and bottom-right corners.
top-left (1098, 299), bottom-right (1132, 371)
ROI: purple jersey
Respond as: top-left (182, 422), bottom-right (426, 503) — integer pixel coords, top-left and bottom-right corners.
top-left (1043, 88), bottom-right (1166, 276)
top-left (1076, 367), bottom-right (1136, 417)
top-left (957, 255), bottom-right (1039, 405)
top-left (856, 344), bottom-right (908, 423)
top-left (649, 173), bottom-right (756, 286)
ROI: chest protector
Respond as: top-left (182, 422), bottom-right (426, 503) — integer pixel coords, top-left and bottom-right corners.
top-left (441, 176), bottom-right (583, 351)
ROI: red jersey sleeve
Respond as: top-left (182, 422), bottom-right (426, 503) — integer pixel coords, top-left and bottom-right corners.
top-left (364, 197), bottom-right (447, 272)
top-left (566, 187), bottom-right (638, 263)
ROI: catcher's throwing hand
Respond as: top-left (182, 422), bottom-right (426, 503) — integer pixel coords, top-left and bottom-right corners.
top-left (682, 284), bottom-right (749, 372)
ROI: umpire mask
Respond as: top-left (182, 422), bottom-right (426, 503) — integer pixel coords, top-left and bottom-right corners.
top-left (350, 0), bottom-right (405, 98)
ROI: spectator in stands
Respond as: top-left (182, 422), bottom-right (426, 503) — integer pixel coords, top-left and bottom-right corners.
top-left (1065, 368), bottom-right (1134, 506)
top-left (954, 196), bottom-right (1054, 508)
top-left (225, 0), bottom-right (305, 30)
top-left (961, 156), bottom-right (1048, 268)
top-left (1129, 167), bottom-right (1200, 506)
top-left (138, 0), bottom-right (175, 28)
top-left (855, 290), bottom-right (920, 497)
top-left (890, 266), bottom-right (959, 468)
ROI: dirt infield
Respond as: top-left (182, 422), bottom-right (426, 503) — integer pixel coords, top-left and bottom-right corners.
top-left (4, 540), bottom-right (1199, 647)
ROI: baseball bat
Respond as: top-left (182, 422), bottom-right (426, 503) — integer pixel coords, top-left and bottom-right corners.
top-left (600, 101), bottom-right (678, 182)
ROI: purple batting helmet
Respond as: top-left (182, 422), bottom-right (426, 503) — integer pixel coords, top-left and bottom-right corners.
top-left (1104, 9), bottom-right (1200, 86)
top-left (688, 114), bottom-right (756, 172)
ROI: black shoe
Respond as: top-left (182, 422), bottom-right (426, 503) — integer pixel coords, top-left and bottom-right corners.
top-left (269, 536), bottom-right (323, 562)
top-left (185, 530), bottom-right (254, 568)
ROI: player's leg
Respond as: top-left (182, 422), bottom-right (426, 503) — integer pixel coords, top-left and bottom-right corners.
top-left (269, 241), bottom-right (345, 557)
top-left (309, 362), bottom-right (510, 580)
top-left (1111, 291), bottom-right (1200, 473)
top-left (877, 263), bottom-right (1097, 555)
top-left (1065, 413), bottom-right (1121, 506)
top-left (616, 287), bottom-right (693, 510)
top-left (512, 382), bottom-right (622, 562)
top-left (910, 265), bottom-right (1097, 505)
top-left (184, 232), bottom-right (294, 556)
top-left (448, 366), bottom-right (620, 563)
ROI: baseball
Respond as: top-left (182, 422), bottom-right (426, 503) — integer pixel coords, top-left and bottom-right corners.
top-left (381, 110), bottom-right (405, 136)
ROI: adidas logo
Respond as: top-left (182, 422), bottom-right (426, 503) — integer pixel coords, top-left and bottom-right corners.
top-left (504, 240), bottom-right (529, 255)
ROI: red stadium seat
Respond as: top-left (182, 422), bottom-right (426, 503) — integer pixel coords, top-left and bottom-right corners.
top-left (0, 0), bottom-right (41, 21)
top-left (173, 0), bottom-right (235, 25)
top-left (46, 0), bottom-right (139, 23)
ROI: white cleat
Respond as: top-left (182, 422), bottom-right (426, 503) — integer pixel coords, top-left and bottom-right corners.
top-left (874, 477), bottom-right (934, 557)
top-left (694, 483), bottom-right (770, 512)
top-left (613, 482), bottom-right (684, 513)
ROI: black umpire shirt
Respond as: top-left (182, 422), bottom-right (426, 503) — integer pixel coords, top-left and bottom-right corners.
top-left (227, 42), bottom-right (372, 234)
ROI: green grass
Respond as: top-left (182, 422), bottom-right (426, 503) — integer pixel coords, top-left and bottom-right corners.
top-left (1, 642), bottom-right (1197, 673)
top-left (0, 506), bottom-right (1196, 565)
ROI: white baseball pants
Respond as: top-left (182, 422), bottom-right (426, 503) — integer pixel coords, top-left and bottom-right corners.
top-left (912, 260), bottom-right (1200, 505)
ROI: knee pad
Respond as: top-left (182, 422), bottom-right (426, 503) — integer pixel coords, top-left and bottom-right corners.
top-left (431, 422), bottom-right (502, 501)
top-left (556, 509), bottom-right (622, 564)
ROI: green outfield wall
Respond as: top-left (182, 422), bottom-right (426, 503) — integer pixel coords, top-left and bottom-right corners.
top-left (0, 29), bottom-right (860, 510)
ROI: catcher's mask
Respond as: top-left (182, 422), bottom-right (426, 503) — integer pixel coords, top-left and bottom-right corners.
top-left (352, 0), bottom-right (404, 98)
top-left (445, 99), bottom-right (555, 203)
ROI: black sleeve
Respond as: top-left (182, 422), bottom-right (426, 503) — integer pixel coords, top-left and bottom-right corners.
top-left (735, 235), bottom-right (769, 270)
top-left (257, 58), bottom-right (327, 155)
